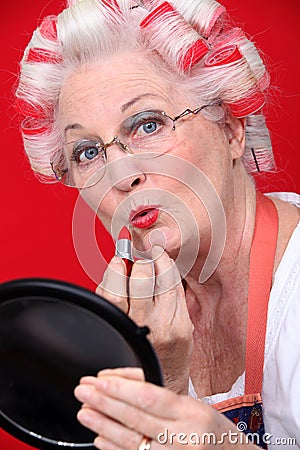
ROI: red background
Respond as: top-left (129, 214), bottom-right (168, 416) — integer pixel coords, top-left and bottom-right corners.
top-left (0, 0), bottom-right (299, 448)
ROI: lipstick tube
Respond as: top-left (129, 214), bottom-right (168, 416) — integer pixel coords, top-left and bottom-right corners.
top-left (115, 226), bottom-right (134, 276)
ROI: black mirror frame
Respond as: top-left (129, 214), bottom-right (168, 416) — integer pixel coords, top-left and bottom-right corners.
top-left (0, 278), bottom-right (163, 449)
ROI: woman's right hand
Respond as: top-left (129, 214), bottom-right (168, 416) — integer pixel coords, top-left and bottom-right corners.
top-left (96, 245), bottom-right (194, 394)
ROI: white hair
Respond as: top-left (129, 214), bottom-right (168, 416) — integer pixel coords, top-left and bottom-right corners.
top-left (15, 0), bottom-right (275, 181)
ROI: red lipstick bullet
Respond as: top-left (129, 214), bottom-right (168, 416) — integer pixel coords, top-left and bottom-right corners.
top-left (115, 226), bottom-right (134, 276)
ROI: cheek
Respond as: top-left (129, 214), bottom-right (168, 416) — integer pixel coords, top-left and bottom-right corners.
top-left (97, 195), bottom-right (117, 230)
top-left (179, 124), bottom-right (232, 193)
top-left (80, 188), bottom-right (117, 230)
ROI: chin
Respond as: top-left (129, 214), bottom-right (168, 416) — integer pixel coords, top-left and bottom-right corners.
top-left (132, 225), bottom-right (182, 260)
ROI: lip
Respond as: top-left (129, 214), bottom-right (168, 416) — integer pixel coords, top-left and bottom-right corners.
top-left (130, 206), bottom-right (160, 229)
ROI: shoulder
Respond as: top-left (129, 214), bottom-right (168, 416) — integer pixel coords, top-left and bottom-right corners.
top-left (265, 192), bottom-right (300, 274)
top-left (263, 262), bottom-right (300, 443)
top-left (263, 198), bottom-right (300, 443)
top-left (266, 191), bottom-right (300, 207)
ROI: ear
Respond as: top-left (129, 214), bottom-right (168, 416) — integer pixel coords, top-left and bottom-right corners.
top-left (224, 116), bottom-right (246, 161)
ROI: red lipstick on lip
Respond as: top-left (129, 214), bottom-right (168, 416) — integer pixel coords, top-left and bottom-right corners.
top-left (115, 226), bottom-right (134, 276)
top-left (130, 207), bottom-right (159, 229)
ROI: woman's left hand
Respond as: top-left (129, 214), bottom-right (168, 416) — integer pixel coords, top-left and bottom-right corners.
top-left (74, 368), bottom-right (257, 450)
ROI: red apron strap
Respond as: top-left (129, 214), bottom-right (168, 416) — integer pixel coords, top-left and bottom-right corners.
top-left (245, 192), bottom-right (279, 395)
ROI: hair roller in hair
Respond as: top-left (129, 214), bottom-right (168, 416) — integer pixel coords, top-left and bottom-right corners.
top-left (203, 2), bottom-right (225, 40)
top-left (227, 87), bottom-right (265, 118)
top-left (243, 114), bottom-right (275, 172)
top-left (213, 28), bottom-right (245, 48)
top-left (205, 44), bottom-right (242, 67)
top-left (140, 2), bottom-right (208, 72)
top-left (26, 48), bottom-right (63, 64)
top-left (21, 117), bottom-right (49, 136)
top-left (101, 0), bottom-right (122, 13)
top-left (159, 0), bottom-right (225, 40)
top-left (213, 28), bottom-right (269, 92)
top-left (15, 98), bottom-right (46, 120)
top-left (257, 71), bottom-right (270, 91)
top-left (39, 16), bottom-right (58, 42)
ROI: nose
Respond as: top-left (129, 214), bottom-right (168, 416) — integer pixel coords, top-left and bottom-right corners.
top-left (105, 143), bottom-right (146, 192)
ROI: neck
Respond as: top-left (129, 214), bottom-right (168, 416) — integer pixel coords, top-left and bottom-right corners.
top-left (184, 167), bottom-right (257, 316)
top-left (184, 167), bottom-right (257, 395)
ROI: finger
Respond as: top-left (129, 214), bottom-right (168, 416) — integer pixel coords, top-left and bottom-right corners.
top-left (94, 435), bottom-right (124, 450)
top-left (96, 256), bottom-right (128, 312)
top-left (80, 368), bottom-right (145, 383)
top-left (173, 262), bottom-right (193, 327)
top-left (77, 407), bottom-right (143, 450)
top-left (128, 259), bottom-right (154, 322)
top-left (75, 376), bottom-right (182, 420)
top-left (93, 436), bottom-right (117, 450)
top-left (74, 382), bottom-right (167, 439)
top-left (98, 367), bottom-right (145, 381)
top-left (151, 246), bottom-right (180, 315)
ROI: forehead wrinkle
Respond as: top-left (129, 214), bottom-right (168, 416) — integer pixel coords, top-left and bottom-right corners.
top-left (59, 56), bottom-right (188, 138)
top-left (61, 69), bottom-right (175, 112)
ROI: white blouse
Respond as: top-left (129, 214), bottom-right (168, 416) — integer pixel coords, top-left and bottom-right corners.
top-left (189, 192), bottom-right (300, 449)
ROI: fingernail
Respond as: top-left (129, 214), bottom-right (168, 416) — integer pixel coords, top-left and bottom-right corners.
top-left (75, 385), bottom-right (94, 402)
top-left (151, 245), bottom-right (164, 259)
top-left (77, 408), bottom-right (94, 426)
top-left (94, 436), bottom-right (105, 449)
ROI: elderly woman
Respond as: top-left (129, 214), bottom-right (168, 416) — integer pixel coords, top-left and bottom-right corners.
top-left (15, 0), bottom-right (300, 449)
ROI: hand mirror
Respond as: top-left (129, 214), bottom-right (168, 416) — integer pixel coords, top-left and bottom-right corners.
top-left (0, 278), bottom-right (163, 449)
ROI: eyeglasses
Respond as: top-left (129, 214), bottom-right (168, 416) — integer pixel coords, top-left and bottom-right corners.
top-left (50, 102), bottom-right (221, 189)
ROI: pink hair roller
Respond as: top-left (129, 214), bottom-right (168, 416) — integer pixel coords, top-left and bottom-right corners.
top-left (140, 2), bottom-right (173, 27)
top-left (203, 4), bottom-right (226, 40)
top-left (68, 0), bottom-right (122, 9)
top-left (21, 117), bottom-right (49, 136)
top-left (144, 0), bottom-right (225, 41)
top-left (205, 45), bottom-right (242, 67)
top-left (227, 88), bottom-right (265, 118)
top-left (39, 16), bottom-right (58, 42)
top-left (140, 1), bottom-right (208, 71)
top-left (213, 28), bottom-right (245, 49)
top-left (26, 48), bottom-right (63, 64)
top-left (182, 39), bottom-right (210, 70)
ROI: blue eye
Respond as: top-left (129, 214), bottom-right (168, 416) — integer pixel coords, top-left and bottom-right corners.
top-left (80, 146), bottom-right (99, 161)
top-left (121, 110), bottom-right (167, 141)
top-left (71, 140), bottom-right (103, 164)
top-left (141, 121), bottom-right (158, 135)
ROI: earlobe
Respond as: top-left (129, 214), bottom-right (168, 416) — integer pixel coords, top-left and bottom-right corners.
top-left (225, 116), bottom-right (246, 160)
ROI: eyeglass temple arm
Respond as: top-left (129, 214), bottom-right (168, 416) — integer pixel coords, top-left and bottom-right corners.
top-left (50, 161), bottom-right (68, 181)
top-left (173, 101), bottom-right (223, 121)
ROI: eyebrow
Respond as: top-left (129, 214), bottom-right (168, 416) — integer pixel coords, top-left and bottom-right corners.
top-left (64, 123), bottom-right (83, 136)
top-left (120, 93), bottom-right (159, 113)
top-left (64, 93), bottom-right (161, 135)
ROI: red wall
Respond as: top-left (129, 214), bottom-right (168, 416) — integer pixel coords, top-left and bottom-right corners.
top-left (0, 1), bottom-right (299, 448)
